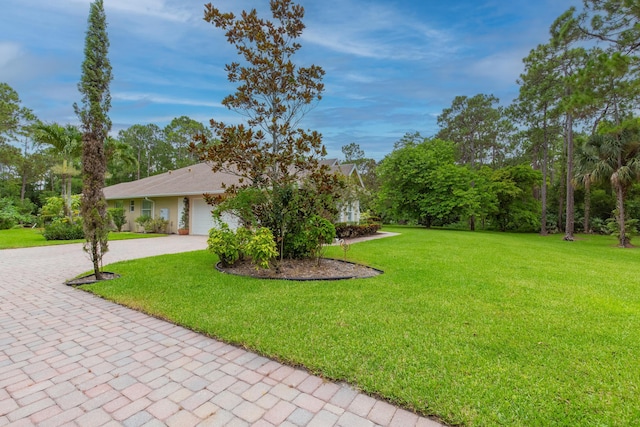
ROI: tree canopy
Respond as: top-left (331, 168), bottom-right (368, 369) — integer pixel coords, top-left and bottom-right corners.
top-left (194, 0), bottom-right (341, 259)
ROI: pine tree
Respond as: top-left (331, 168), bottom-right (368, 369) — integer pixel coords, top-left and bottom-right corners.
top-left (74, 0), bottom-right (112, 280)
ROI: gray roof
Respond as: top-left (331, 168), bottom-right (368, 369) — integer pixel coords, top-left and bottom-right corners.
top-left (103, 162), bottom-right (240, 199)
top-left (103, 159), bottom-right (362, 200)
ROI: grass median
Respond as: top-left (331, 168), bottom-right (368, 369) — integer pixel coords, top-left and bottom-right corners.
top-left (83, 226), bottom-right (640, 426)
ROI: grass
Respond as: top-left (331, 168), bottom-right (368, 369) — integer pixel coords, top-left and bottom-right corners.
top-left (0, 227), bottom-right (166, 249)
top-left (83, 226), bottom-right (640, 426)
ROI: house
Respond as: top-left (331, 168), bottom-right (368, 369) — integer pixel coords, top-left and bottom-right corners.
top-left (103, 160), bottom-right (363, 235)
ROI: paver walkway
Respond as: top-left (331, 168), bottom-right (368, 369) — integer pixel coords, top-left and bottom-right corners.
top-left (0, 235), bottom-right (444, 427)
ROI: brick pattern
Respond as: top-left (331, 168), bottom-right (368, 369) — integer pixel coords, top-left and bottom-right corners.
top-left (0, 236), bottom-right (444, 426)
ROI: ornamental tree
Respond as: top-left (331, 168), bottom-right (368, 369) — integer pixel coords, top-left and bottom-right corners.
top-left (194, 0), bottom-right (341, 259)
top-left (73, 0), bottom-right (112, 280)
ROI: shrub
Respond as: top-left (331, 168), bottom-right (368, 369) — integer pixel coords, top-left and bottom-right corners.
top-left (245, 227), bottom-right (278, 269)
top-left (108, 207), bottom-right (126, 232)
top-left (334, 222), bottom-right (381, 239)
top-left (135, 215), bottom-right (152, 232)
top-left (40, 195), bottom-right (81, 224)
top-left (135, 215), bottom-right (168, 233)
top-left (306, 215), bottom-right (335, 264)
top-left (605, 216), bottom-right (638, 244)
top-left (43, 218), bottom-right (85, 240)
top-left (208, 226), bottom-right (278, 270)
top-left (235, 227), bottom-right (254, 261)
top-left (207, 223), bottom-right (240, 267)
top-left (149, 217), bottom-right (169, 233)
top-left (0, 198), bottom-right (29, 230)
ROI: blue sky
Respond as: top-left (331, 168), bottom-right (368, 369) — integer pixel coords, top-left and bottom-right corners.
top-left (1, 0), bottom-right (579, 160)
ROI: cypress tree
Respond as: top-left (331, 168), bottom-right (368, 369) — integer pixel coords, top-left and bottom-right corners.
top-left (74, 0), bottom-right (112, 279)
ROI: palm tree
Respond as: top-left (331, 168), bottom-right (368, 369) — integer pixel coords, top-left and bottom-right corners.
top-left (33, 123), bottom-right (82, 219)
top-left (582, 119), bottom-right (640, 247)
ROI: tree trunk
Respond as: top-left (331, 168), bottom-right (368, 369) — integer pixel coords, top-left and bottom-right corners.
top-left (61, 174), bottom-right (70, 219)
top-left (20, 173), bottom-right (27, 202)
top-left (540, 108), bottom-right (549, 236)
top-left (583, 177), bottom-right (591, 233)
top-left (563, 113), bottom-right (575, 241)
top-left (616, 184), bottom-right (627, 247)
top-left (137, 148), bottom-right (141, 180)
top-left (558, 153), bottom-right (565, 233)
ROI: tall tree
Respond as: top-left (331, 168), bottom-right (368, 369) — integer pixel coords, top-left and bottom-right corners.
top-left (164, 116), bottom-right (211, 168)
top-left (0, 86), bottom-right (50, 208)
top-left (74, 0), bottom-right (112, 280)
top-left (436, 94), bottom-right (513, 169)
top-left (341, 142), bottom-right (365, 163)
top-left (118, 124), bottom-right (169, 179)
top-left (550, 8), bottom-right (588, 241)
top-left (0, 83), bottom-right (25, 144)
top-left (513, 43), bottom-right (564, 235)
top-left (436, 94), bottom-right (513, 230)
top-left (578, 0), bottom-right (640, 53)
top-left (104, 136), bottom-right (138, 185)
top-left (194, 0), bottom-right (338, 259)
top-left (14, 122), bottom-right (49, 204)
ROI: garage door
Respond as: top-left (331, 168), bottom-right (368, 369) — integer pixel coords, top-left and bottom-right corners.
top-left (191, 198), bottom-right (240, 235)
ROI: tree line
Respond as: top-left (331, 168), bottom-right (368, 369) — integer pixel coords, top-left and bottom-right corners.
top-left (0, 82), bottom-right (211, 219)
top-left (3, 0), bottom-right (640, 249)
top-left (352, 1), bottom-right (640, 247)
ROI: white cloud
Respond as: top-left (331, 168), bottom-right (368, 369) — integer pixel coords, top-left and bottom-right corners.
top-left (301, 1), bottom-right (455, 61)
top-left (343, 73), bottom-right (377, 84)
top-left (0, 42), bottom-right (22, 70)
top-left (113, 92), bottom-right (222, 108)
top-left (107, 0), bottom-right (193, 22)
top-left (467, 50), bottom-right (527, 88)
top-left (33, 0), bottom-right (195, 22)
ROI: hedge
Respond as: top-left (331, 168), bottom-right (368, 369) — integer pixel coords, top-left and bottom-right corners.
top-left (334, 223), bottom-right (381, 239)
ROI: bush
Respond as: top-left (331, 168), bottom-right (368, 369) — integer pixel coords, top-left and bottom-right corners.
top-left (334, 222), bottom-right (381, 239)
top-left (284, 215), bottom-right (336, 260)
top-left (208, 225), bottom-right (278, 270)
top-left (135, 215), bottom-right (168, 233)
top-left (0, 198), bottom-right (29, 230)
top-left (207, 223), bottom-right (240, 267)
top-left (43, 218), bottom-right (84, 240)
top-left (108, 207), bottom-right (126, 232)
top-left (40, 195), bottom-right (81, 224)
top-left (244, 227), bottom-right (278, 269)
top-left (307, 216), bottom-right (335, 264)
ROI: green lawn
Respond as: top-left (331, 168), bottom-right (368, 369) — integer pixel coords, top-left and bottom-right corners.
top-left (0, 227), bottom-right (166, 249)
top-left (83, 226), bottom-right (640, 426)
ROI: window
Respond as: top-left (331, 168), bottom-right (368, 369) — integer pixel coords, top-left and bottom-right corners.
top-left (142, 200), bottom-right (152, 218)
top-left (129, 200), bottom-right (135, 212)
top-left (347, 203), bottom-right (354, 223)
top-left (115, 200), bottom-right (123, 209)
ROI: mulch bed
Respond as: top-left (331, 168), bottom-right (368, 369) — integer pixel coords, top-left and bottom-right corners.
top-left (65, 272), bottom-right (120, 286)
top-left (216, 258), bottom-right (382, 280)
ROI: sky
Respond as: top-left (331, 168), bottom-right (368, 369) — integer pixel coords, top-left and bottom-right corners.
top-left (1, 0), bottom-right (580, 160)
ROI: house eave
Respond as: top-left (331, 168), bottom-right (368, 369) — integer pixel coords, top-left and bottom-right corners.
top-left (105, 190), bottom-right (226, 200)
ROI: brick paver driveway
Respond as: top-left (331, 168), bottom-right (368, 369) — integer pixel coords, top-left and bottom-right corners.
top-left (0, 235), bottom-right (443, 426)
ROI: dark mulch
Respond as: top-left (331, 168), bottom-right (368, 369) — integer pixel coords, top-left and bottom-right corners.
top-left (216, 258), bottom-right (382, 281)
top-left (65, 272), bottom-right (120, 286)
